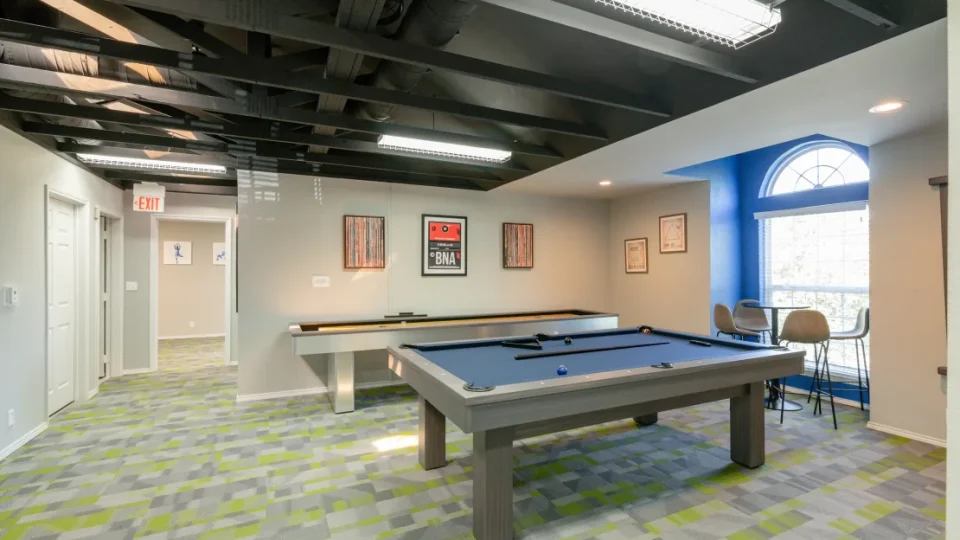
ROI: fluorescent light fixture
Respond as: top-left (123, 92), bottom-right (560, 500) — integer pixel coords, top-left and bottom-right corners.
top-left (869, 101), bottom-right (906, 114)
top-left (595, 0), bottom-right (781, 48)
top-left (599, 180), bottom-right (613, 186)
top-left (378, 134), bottom-right (512, 163)
top-left (76, 153), bottom-right (227, 174)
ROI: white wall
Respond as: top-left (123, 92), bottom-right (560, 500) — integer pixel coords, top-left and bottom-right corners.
top-left (123, 192), bottom-right (237, 371)
top-left (158, 221), bottom-right (227, 338)
top-left (869, 125), bottom-right (948, 443)
top-left (608, 182), bottom-right (712, 334)
top-left (237, 175), bottom-right (611, 398)
top-left (947, 3), bottom-right (959, 529)
top-left (0, 124), bottom-right (123, 457)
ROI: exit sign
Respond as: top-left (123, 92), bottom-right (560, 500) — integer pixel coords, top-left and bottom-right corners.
top-left (132, 183), bottom-right (165, 213)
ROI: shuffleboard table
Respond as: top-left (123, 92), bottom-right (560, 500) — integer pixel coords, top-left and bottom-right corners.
top-left (387, 327), bottom-right (805, 540)
top-left (289, 309), bottom-right (618, 413)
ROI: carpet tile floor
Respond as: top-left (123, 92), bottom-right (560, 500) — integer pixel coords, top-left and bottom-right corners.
top-left (0, 341), bottom-right (946, 539)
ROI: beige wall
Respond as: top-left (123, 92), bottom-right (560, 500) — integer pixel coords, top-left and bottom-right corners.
top-left (237, 175), bottom-right (611, 398)
top-left (869, 124), bottom-right (947, 443)
top-left (123, 192), bottom-right (237, 371)
top-left (158, 221), bottom-right (226, 338)
top-left (608, 182), bottom-right (712, 334)
top-left (948, 4), bottom-right (959, 529)
top-left (0, 124), bottom-right (123, 456)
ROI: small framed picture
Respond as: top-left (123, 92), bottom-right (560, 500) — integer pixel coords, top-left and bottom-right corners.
top-left (163, 241), bottom-right (192, 265)
top-left (503, 223), bottom-right (534, 269)
top-left (659, 213), bottom-right (687, 253)
top-left (422, 214), bottom-right (467, 276)
top-left (344, 215), bottom-right (386, 270)
top-left (213, 242), bottom-right (227, 265)
top-left (624, 238), bottom-right (648, 273)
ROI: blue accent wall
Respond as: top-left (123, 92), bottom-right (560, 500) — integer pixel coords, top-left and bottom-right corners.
top-left (667, 157), bottom-right (741, 333)
top-left (737, 135), bottom-right (869, 301)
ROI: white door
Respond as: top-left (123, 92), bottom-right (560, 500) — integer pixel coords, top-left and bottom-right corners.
top-left (48, 197), bottom-right (76, 415)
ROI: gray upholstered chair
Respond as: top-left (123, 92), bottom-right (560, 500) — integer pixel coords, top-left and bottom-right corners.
top-left (734, 299), bottom-right (772, 342)
top-left (830, 308), bottom-right (870, 410)
top-left (715, 304), bottom-right (761, 341)
top-left (780, 310), bottom-right (836, 429)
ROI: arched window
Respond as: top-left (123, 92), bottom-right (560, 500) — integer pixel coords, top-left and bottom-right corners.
top-left (764, 142), bottom-right (869, 197)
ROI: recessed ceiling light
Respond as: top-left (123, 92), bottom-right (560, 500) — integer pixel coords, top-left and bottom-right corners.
top-left (599, 180), bottom-right (613, 186)
top-left (869, 101), bottom-right (906, 114)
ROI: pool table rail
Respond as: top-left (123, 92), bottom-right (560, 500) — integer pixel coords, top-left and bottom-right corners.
top-left (388, 328), bottom-right (804, 434)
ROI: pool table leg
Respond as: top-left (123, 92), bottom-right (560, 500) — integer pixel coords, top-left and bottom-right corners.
top-left (418, 397), bottom-right (447, 470)
top-left (328, 352), bottom-right (355, 414)
top-left (634, 413), bottom-right (658, 426)
top-left (730, 381), bottom-right (765, 469)
top-left (474, 427), bottom-right (515, 540)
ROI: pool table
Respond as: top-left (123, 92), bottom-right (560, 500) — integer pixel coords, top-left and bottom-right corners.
top-left (387, 327), bottom-right (805, 540)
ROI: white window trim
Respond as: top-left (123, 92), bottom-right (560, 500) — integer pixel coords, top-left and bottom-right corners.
top-left (754, 200), bottom-right (867, 220)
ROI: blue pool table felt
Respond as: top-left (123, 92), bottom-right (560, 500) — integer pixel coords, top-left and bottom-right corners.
top-left (412, 330), bottom-right (755, 388)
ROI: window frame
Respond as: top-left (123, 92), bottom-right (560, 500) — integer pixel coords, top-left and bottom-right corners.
top-left (760, 141), bottom-right (869, 198)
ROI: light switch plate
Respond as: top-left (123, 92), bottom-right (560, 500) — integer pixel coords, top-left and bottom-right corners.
top-left (125, 282), bottom-right (139, 291)
top-left (312, 275), bottom-right (331, 288)
top-left (2, 286), bottom-right (19, 307)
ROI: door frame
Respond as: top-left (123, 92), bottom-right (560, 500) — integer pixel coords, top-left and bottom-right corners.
top-left (149, 214), bottom-right (234, 371)
top-left (45, 188), bottom-right (86, 416)
top-left (95, 207), bottom-right (123, 386)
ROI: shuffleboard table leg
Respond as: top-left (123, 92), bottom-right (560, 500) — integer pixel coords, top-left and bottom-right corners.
top-left (474, 427), bottom-right (515, 540)
top-left (730, 381), bottom-right (765, 469)
top-left (634, 413), bottom-right (658, 426)
top-left (328, 352), bottom-right (355, 414)
top-left (418, 396), bottom-right (447, 470)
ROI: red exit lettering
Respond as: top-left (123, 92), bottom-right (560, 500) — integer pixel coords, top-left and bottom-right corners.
top-left (135, 196), bottom-right (162, 211)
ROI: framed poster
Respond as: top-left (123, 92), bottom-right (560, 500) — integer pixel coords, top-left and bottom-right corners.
top-left (213, 242), bottom-right (227, 265)
top-left (624, 238), bottom-right (648, 273)
top-left (344, 215), bottom-right (386, 269)
top-left (659, 213), bottom-right (687, 253)
top-left (503, 223), bottom-right (534, 269)
top-left (163, 241), bottom-right (192, 265)
top-left (422, 214), bottom-right (467, 276)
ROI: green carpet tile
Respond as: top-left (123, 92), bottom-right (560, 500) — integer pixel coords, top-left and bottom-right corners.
top-left (0, 344), bottom-right (946, 539)
top-left (158, 338), bottom-right (228, 373)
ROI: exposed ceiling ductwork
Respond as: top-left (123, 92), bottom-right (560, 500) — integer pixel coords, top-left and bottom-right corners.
top-left (359, 0), bottom-right (477, 122)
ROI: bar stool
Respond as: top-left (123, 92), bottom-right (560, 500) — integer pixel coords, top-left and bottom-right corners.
top-left (715, 304), bottom-right (761, 341)
top-left (734, 299), bottom-right (772, 343)
top-left (829, 308), bottom-right (870, 410)
top-left (780, 310), bottom-right (837, 429)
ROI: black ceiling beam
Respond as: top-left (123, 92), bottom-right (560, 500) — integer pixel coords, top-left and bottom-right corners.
top-left (822, 0), bottom-right (899, 28)
top-left (133, 9), bottom-right (246, 60)
top-left (0, 63), bottom-right (552, 162)
top-left (105, 170), bottom-right (235, 186)
top-left (0, 19), bottom-right (602, 141)
top-left (30, 121), bottom-right (505, 182)
top-left (263, 48), bottom-right (330, 72)
top-left (0, 94), bottom-right (529, 172)
top-left (231, 160), bottom-right (492, 191)
top-left (479, 0), bottom-right (757, 84)
top-left (100, 149), bottom-right (492, 191)
top-left (101, 0), bottom-right (670, 117)
top-left (274, 91), bottom-right (317, 107)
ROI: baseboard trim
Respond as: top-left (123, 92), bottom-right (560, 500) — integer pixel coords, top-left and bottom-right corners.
top-left (159, 333), bottom-right (225, 340)
top-left (236, 387), bottom-right (327, 404)
top-left (87, 387), bottom-right (99, 400)
top-left (0, 422), bottom-right (48, 461)
top-left (123, 367), bottom-right (158, 375)
top-left (866, 422), bottom-right (946, 448)
top-left (235, 380), bottom-right (408, 404)
top-left (784, 385), bottom-right (870, 411)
